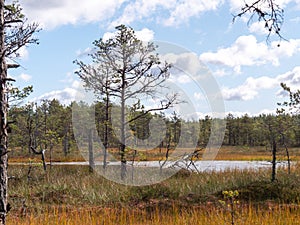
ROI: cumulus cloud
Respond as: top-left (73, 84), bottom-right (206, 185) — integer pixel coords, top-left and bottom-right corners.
top-left (18, 0), bottom-right (300, 30)
top-left (20, 0), bottom-right (126, 29)
top-left (110, 0), bottom-right (175, 27)
top-left (162, 52), bottom-right (208, 81)
top-left (165, 52), bottom-right (212, 85)
top-left (200, 35), bottom-right (300, 74)
top-left (277, 66), bottom-right (300, 95)
top-left (102, 28), bottom-right (154, 43)
top-left (110, 0), bottom-right (224, 28)
top-left (222, 66), bottom-right (300, 101)
top-left (135, 28), bottom-right (154, 42)
top-left (33, 87), bottom-right (77, 105)
top-left (163, 0), bottom-right (224, 26)
top-left (22, 0), bottom-right (198, 29)
top-left (222, 76), bottom-right (278, 101)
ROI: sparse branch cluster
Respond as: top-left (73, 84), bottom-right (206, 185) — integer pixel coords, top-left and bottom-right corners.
top-left (278, 83), bottom-right (300, 113)
top-left (234, 0), bottom-right (285, 43)
top-left (4, 1), bottom-right (39, 60)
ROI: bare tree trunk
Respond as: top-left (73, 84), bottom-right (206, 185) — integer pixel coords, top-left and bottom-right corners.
top-left (49, 144), bottom-right (53, 170)
top-left (281, 133), bottom-right (291, 175)
top-left (88, 129), bottom-right (94, 173)
top-left (103, 93), bottom-right (109, 171)
top-left (0, 1), bottom-right (8, 223)
top-left (30, 147), bottom-right (46, 171)
top-left (284, 143), bottom-right (291, 175)
top-left (120, 72), bottom-right (126, 180)
top-left (271, 139), bottom-right (277, 182)
top-left (63, 125), bottom-right (69, 156)
top-left (159, 143), bottom-right (170, 176)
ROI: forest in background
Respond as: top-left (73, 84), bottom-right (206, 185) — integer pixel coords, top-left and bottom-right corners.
top-left (7, 98), bottom-right (300, 160)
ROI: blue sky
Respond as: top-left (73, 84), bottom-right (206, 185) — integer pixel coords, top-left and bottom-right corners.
top-left (8, 0), bottom-right (300, 118)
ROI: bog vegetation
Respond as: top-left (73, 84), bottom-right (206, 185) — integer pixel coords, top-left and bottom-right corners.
top-left (6, 164), bottom-right (300, 224)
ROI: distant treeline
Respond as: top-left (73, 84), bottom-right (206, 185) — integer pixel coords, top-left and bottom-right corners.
top-left (8, 99), bottom-right (300, 155)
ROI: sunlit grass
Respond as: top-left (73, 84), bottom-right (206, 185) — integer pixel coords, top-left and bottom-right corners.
top-left (7, 162), bottom-right (300, 224)
top-left (8, 204), bottom-right (300, 225)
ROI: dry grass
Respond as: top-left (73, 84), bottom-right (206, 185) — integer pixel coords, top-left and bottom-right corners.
top-left (9, 145), bottom-right (300, 163)
top-left (6, 161), bottom-right (300, 224)
top-left (7, 204), bottom-right (300, 225)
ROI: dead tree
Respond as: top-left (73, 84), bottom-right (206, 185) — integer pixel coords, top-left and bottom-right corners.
top-left (88, 129), bottom-right (95, 172)
top-left (159, 143), bottom-right (171, 176)
top-left (30, 147), bottom-right (47, 171)
top-left (75, 25), bottom-right (179, 180)
top-left (0, 2), bottom-right (9, 222)
top-left (172, 149), bottom-right (201, 174)
top-left (0, 2), bottom-right (39, 224)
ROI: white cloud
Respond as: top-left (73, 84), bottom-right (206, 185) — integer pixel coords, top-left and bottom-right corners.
top-left (20, 0), bottom-right (126, 29)
top-left (163, 0), bottom-right (224, 26)
top-left (200, 35), bottom-right (300, 74)
top-left (222, 66), bottom-right (300, 101)
top-left (71, 80), bottom-right (82, 89)
top-left (277, 66), bottom-right (300, 95)
top-left (213, 69), bottom-right (228, 77)
top-left (111, 0), bottom-right (224, 28)
top-left (249, 21), bottom-right (268, 35)
top-left (256, 108), bottom-right (276, 116)
top-left (162, 52), bottom-right (207, 80)
top-left (229, 0), bottom-right (295, 13)
top-left (102, 32), bottom-right (116, 42)
top-left (226, 111), bottom-right (251, 117)
top-left (19, 73), bottom-right (32, 82)
top-left (222, 76), bottom-right (278, 101)
top-left (110, 0), bottom-right (175, 28)
top-left (19, 0), bottom-right (300, 30)
top-left (102, 28), bottom-right (154, 43)
top-left (33, 87), bottom-right (77, 105)
top-left (169, 73), bottom-right (193, 84)
top-left (225, 109), bottom-right (276, 117)
top-left (165, 52), bottom-right (211, 85)
top-left (135, 28), bottom-right (154, 42)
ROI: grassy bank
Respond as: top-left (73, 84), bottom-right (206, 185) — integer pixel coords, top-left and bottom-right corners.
top-left (6, 163), bottom-right (300, 224)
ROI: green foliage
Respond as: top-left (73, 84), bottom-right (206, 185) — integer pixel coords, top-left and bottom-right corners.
top-left (8, 97), bottom-right (300, 157)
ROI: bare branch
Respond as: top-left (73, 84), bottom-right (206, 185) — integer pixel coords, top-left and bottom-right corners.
top-left (233, 0), bottom-right (286, 44)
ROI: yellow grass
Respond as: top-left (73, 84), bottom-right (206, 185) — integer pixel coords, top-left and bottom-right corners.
top-left (9, 145), bottom-right (300, 162)
top-left (8, 204), bottom-right (300, 225)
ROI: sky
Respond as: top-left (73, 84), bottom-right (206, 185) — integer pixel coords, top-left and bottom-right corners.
top-left (8, 0), bottom-right (300, 118)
